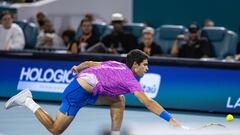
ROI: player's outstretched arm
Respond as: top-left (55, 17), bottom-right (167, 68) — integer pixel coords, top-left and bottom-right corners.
top-left (71, 61), bottom-right (102, 73)
top-left (134, 91), bottom-right (180, 127)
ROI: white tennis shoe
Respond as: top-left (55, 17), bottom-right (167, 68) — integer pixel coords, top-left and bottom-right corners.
top-left (4, 89), bottom-right (32, 110)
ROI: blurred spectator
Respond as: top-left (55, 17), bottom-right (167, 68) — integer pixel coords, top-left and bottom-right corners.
top-left (36, 12), bottom-right (47, 32)
top-left (61, 29), bottom-right (75, 47)
top-left (68, 18), bottom-right (100, 54)
top-left (35, 19), bottom-right (63, 49)
top-left (84, 13), bottom-right (106, 24)
top-left (171, 23), bottom-right (212, 58)
top-left (138, 27), bottom-right (162, 56)
top-left (101, 13), bottom-right (138, 54)
top-left (0, 11), bottom-right (25, 50)
top-left (85, 13), bottom-right (95, 22)
top-left (203, 19), bottom-right (215, 27)
top-left (29, 11), bottom-right (47, 32)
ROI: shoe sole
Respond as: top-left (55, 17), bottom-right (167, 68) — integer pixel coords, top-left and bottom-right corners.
top-left (5, 89), bottom-right (31, 109)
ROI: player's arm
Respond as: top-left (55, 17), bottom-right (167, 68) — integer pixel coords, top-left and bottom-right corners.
top-left (71, 61), bottom-right (102, 73)
top-left (134, 91), bottom-right (180, 127)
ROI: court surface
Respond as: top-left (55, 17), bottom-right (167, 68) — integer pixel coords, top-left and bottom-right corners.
top-left (0, 100), bottom-right (239, 135)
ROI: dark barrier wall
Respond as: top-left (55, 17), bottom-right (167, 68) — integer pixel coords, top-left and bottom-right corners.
top-left (1, 51), bottom-right (240, 114)
top-left (133, 0), bottom-right (240, 32)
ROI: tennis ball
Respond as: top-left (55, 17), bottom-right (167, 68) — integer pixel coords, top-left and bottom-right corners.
top-left (226, 114), bottom-right (234, 122)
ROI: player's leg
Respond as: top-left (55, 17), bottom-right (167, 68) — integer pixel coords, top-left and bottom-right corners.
top-left (95, 95), bottom-right (125, 133)
top-left (34, 78), bottom-right (93, 134)
top-left (5, 89), bottom-right (74, 135)
top-left (5, 78), bottom-right (91, 134)
top-left (35, 109), bottom-right (74, 135)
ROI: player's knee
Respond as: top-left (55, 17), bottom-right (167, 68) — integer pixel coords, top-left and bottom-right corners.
top-left (118, 95), bottom-right (125, 109)
top-left (111, 96), bottom-right (125, 109)
top-left (51, 130), bottom-right (63, 135)
top-left (49, 127), bottom-right (64, 135)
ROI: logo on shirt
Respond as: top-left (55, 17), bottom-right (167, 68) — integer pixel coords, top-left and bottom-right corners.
top-left (140, 73), bottom-right (161, 98)
top-left (17, 67), bottom-right (74, 93)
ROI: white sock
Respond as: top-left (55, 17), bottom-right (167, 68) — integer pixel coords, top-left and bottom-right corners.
top-left (24, 98), bottom-right (41, 113)
top-left (111, 131), bottom-right (120, 135)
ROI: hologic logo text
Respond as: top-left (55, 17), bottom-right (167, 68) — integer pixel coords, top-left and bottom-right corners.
top-left (20, 67), bottom-right (73, 83)
top-left (17, 67), bottom-right (74, 93)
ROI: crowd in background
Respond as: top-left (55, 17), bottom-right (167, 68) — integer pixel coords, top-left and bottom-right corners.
top-left (0, 10), bottom-right (240, 61)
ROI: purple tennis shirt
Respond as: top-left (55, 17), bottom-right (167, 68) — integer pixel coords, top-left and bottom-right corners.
top-left (76, 61), bottom-right (143, 96)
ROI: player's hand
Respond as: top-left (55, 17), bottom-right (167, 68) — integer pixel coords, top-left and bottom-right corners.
top-left (169, 118), bottom-right (181, 128)
top-left (169, 118), bottom-right (192, 130)
top-left (71, 65), bottom-right (78, 73)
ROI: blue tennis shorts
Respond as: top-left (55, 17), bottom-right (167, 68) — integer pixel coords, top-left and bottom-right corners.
top-left (59, 78), bottom-right (99, 116)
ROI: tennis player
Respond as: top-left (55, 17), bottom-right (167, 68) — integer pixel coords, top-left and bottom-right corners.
top-left (5, 49), bottom-right (181, 135)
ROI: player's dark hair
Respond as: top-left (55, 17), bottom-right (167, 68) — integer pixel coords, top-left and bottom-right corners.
top-left (126, 49), bottom-right (149, 68)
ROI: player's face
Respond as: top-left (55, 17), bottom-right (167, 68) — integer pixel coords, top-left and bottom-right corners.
top-left (133, 59), bottom-right (149, 77)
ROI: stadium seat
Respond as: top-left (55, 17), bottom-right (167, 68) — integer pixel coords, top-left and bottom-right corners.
top-left (76, 22), bottom-right (111, 40)
top-left (101, 25), bottom-right (113, 38)
top-left (92, 22), bottom-right (109, 37)
top-left (15, 20), bottom-right (39, 49)
top-left (123, 23), bottom-right (145, 41)
top-left (225, 30), bottom-right (238, 56)
top-left (14, 20), bottom-right (28, 29)
top-left (91, 23), bottom-right (145, 41)
top-left (155, 25), bottom-right (187, 55)
top-left (201, 27), bottom-right (238, 58)
top-left (23, 23), bottom-right (39, 49)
